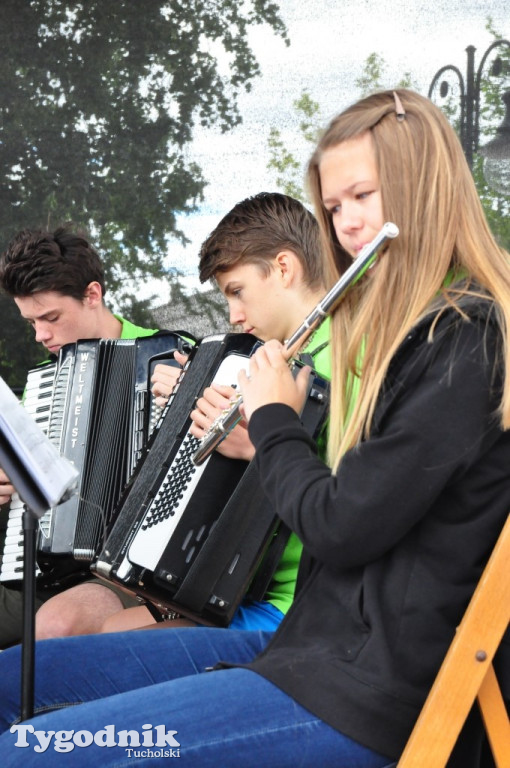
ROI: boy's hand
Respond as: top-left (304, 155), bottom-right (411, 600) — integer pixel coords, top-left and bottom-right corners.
top-left (190, 384), bottom-right (255, 462)
top-left (0, 468), bottom-right (15, 506)
top-left (151, 350), bottom-right (189, 408)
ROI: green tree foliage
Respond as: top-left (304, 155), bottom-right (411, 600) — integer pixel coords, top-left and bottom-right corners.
top-left (267, 56), bottom-right (417, 202)
top-left (0, 0), bottom-right (288, 387)
top-left (0, 297), bottom-right (45, 393)
top-left (267, 91), bottom-right (321, 201)
top-left (355, 52), bottom-right (416, 96)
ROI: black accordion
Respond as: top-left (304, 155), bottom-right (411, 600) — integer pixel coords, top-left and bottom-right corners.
top-left (93, 332), bottom-right (329, 627)
top-left (0, 331), bottom-right (191, 588)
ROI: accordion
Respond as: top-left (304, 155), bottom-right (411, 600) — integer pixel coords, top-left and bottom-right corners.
top-left (0, 331), bottom-right (191, 587)
top-left (93, 332), bottom-right (329, 626)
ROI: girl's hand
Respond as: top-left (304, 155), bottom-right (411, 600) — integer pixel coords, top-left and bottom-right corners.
top-left (238, 339), bottom-right (311, 423)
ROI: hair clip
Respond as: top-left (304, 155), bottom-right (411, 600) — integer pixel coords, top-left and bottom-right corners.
top-left (393, 91), bottom-right (406, 122)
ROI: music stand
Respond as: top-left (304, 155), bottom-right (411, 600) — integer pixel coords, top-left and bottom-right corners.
top-left (21, 509), bottom-right (38, 720)
top-left (0, 437), bottom-right (54, 720)
top-left (0, 377), bottom-right (78, 722)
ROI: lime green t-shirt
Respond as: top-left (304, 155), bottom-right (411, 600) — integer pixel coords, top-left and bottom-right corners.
top-left (263, 319), bottom-right (331, 615)
top-left (115, 314), bottom-right (158, 340)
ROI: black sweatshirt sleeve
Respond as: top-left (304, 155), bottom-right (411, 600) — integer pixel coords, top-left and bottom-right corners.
top-left (248, 312), bottom-right (504, 569)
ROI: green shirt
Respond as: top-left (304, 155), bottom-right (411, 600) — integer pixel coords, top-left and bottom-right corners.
top-left (115, 314), bottom-right (158, 340)
top-left (263, 319), bottom-right (331, 615)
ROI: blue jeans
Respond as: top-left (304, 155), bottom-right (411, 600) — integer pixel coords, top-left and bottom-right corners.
top-left (0, 629), bottom-right (395, 767)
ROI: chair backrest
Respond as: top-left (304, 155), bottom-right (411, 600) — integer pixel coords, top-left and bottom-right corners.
top-left (398, 513), bottom-right (510, 768)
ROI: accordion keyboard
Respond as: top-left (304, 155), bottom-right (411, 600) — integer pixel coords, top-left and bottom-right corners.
top-left (141, 434), bottom-right (199, 531)
top-left (127, 433), bottom-right (204, 572)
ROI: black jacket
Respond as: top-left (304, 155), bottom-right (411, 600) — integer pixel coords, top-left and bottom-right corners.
top-left (246, 297), bottom-right (510, 760)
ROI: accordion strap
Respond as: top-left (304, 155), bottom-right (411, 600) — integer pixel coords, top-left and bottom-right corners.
top-left (246, 522), bottom-right (292, 602)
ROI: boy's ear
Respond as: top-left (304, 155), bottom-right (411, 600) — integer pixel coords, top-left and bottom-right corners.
top-left (275, 250), bottom-right (301, 287)
top-left (83, 281), bottom-right (103, 308)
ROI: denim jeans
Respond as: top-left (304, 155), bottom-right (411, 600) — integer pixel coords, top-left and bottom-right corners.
top-left (0, 628), bottom-right (395, 767)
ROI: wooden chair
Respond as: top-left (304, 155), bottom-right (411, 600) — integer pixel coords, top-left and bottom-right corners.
top-left (398, 513), bottom-right (510, 768)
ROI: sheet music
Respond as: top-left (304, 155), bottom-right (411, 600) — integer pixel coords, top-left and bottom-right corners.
top-left (0, 376), bottom-right (78, 509)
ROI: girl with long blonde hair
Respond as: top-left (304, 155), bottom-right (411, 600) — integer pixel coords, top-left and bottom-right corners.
top-left (0, 89), bottom-right (508, 768)
top-left (306, 89), bottom-right (510, 469)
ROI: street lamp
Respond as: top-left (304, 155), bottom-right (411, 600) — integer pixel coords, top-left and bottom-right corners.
top-left (481, 89), bottom-right (510, 195)
top-left (428, 39), bottom-right (510, 193)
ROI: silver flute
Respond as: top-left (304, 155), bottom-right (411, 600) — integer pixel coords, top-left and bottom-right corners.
top-left (193, 221), bottom-right (399, 466)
